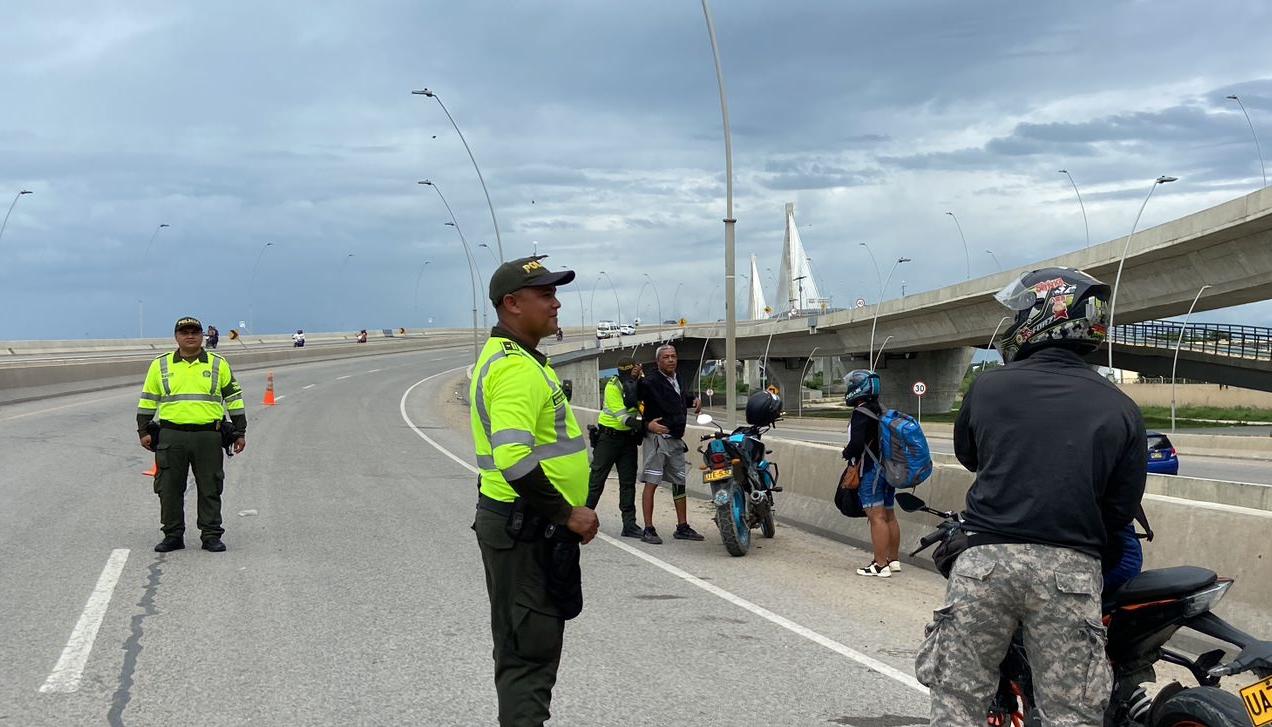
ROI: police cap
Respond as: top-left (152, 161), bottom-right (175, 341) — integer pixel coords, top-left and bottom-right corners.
top-left (489, 255), bottom-right (576, 307)
top-left (174, 316), bottom-right (203, 332)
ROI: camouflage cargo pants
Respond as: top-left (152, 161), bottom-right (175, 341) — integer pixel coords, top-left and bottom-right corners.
top-left (916, 543), bottom-right (1112, 726)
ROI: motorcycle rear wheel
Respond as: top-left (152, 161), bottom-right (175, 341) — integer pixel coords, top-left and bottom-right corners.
top-left (1152, 686), bottom-right (1250, 727)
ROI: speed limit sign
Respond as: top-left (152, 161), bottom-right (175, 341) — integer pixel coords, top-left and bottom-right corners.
top-left (855, 298), bottom-right (867, 308)
top-left (705, 388), bottom-right (714, 397)
top-left (913, 381), bottom-right (927, 397)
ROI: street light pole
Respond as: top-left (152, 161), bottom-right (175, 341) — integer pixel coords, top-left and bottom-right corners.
top-left (1058, 170), bottom-right (1091, 248)
top-left (1107, 175), bottom-right (1178, 377)
top-left (797, 346), bottom-right (821, 417)
top-left (987, 315), bottom-right (1013, 355)
top-left (412, 88), bottom-right (503, 262)
top-left (0, 189), bottom-right (33, 246)
top-left (641, 273), bottom-right (663, 335)
top-left (985, 249), bottom-right (1003, 271)
top-left (701, 0), bottom-right (738, 427)
top-left (871, 336), bottom-right (894, 371)
top-left (1226, 95), bottom-right (1267, 188)
top-left (944, 211), bottom-right (971, 280)
top-left (419, 180), bottom-right (482, 362)
top-left (414, 260), bottom-right (432, 327)
top-left (1172, 284), bottom-right (1212, 432)
top-left (143, 223), bottom-right (171, 257)
top-left (451, 224), bottom-right (488, 329)
top-left (248, 241), bottom-right (274, 334)
top-left (138, 223), bottom-right (171, 337)
top-left (478, 242), bottom-right (499, 267)
top-left (598, 270), bottom-right (623, 324)
top-left (671, 282), bottom-right (684, 323)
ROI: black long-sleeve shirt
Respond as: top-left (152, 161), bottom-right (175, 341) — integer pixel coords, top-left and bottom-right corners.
top-left (954, 347), bottom-right (1147, 561)
top-left (637, 369), bottom-right (696, 440)
top-left (841, 399), bottom-right (883, 474)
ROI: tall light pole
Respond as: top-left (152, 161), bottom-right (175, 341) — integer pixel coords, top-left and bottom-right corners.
top-left (450, 224), bottom-right (488, 329)
top-left (641, 272), bottom-right (663, 334)
top-left (414, 260), bottom-right (432, 327)
top-left (797, 346), bottom-right (821, 417)
top-left (1107, 175), bottom-right (1178, 377)
top-left (138, 223), bottom-right (171, 337)
top-left (985, 249), bottom-right (1003, 271)
top-left (871, 336), bottom-right (894, 371)
top-left (1172, 284), bottom-right (1212, 432)
top-left (248, 241), bottom-right (273, 334)
top-left (1226, 95), bottom-right (1267, 188)
top-left (419, 179), bottom-right (482, 362)
top-left (478, 242), bottom-right (499, 267)
top-left (0, 189), bottom-right (33, 246)
top-left (412, 88), bottom-right (503, 261)
top-left (861, 242), bottom-right (909, 369)
top-left (987, 315), bottom-right (1013, 358)
top-left (597, 270), bottom-right (623, 324)
top-left (944, 211), bottom-right (971, 280)
top-left (671, 282), bottom-right (684, 323)
top-left (701, 0), bottom-right (738, 426)
top-left (1058, 170), bottom-right (1091, 248)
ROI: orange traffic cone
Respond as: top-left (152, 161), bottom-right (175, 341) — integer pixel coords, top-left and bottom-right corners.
top-left (142, 460), bottom-right (157, 476)
top-left (263, 371), bottom-right (276, 406)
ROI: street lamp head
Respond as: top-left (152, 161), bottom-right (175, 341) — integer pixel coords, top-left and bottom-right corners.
top-left (1226, 95), bottom-right (1240, 101)
top-left (898, 257), bottom-right (912, 263)
top-left (1156, 176), bottom-right (1179, 184)
top-left (264, 241), bottom-right (273, 247)
top-left (985, 249), bottom-right (994, 254)
top-left (479, 243), bottom-right (489, 248)
top-left (418, 179), bottom-right (433, 186)
top-left (444, 222), bottom-right (455, 227)
top-left (1058, 169), bottom-right (1068, 174)
top-left (411, 89), bottom-right (436, 98)
top-left (945, 211), bottom-right (954, 216)
top-left (159, 223), bottom-right (170, 228)
top-left (18, 190), bottom-right (32, 195)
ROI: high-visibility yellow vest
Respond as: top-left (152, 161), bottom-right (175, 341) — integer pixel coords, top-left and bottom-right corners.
top-left (470, 336), bottom-right (588, 505)
top-left (137, 351), bottom-right (244, 424)
top-left (597, 376), bottom-right (638, 431)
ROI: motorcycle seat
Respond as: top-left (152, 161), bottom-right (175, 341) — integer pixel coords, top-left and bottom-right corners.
top-left (1108, 566), bottom-right (1217, 607)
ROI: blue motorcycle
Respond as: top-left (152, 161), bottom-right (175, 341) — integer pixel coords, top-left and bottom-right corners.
top-left (696, 412), bottom-right (781, 556)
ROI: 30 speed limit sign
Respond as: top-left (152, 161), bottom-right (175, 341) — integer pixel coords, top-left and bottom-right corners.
top-left (912, 381), bottom-right (927, 397)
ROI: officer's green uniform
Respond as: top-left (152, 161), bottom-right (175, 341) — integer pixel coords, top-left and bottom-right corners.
top-left (137, 334), bottom-right (245, 543)
top-left (586, 373), bottom-right (641, 529)
top-left (471, 324), bottom-right (588, 727)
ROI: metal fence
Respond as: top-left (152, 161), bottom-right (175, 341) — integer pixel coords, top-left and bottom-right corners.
top-left (1112, 321), bottom-right (1272, 361)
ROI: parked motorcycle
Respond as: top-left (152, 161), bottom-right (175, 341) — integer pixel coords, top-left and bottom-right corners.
top-left (900, 491), bottom-right (1272, 727)
top-left (695, 400), bottom-right (782, 557)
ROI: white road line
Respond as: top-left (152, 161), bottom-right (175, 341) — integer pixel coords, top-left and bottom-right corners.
top-left (303, 384), bottom-right (316, 390)
top-left (39, 549), bottom-right (130, 694)
top-left (399, 371), bottom-right (928, 695)
top-left (366, 369), bottom-right (382, 373)
top-left (336, 375), bottom-right (352, 381)
top-left (275, 395), bottom-right (286, 401)
top-left (0, 392), bottom-right (132, 423)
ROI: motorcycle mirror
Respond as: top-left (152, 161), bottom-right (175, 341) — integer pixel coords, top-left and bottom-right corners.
top-left (895, 492), bottom-right (927, 513)
top-left (695, 413), bottom-right (714, 426)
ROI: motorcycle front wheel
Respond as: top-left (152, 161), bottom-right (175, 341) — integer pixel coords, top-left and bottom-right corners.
top-left (1152, 686), bottom-right (1250, 726)
top-left (714, 482), bottom-right (751, 557)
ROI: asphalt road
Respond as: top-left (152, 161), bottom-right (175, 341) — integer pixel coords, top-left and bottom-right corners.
top-left (765, 423), bottom-right (1272, 486)
top-left (3, 348), bottom-right (949, 726)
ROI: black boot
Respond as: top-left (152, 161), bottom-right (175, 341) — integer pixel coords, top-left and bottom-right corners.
top-left (154, 536), bottom-right (184, 553)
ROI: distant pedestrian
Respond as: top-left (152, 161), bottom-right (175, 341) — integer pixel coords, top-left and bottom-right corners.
top-left (841, 369), bottom-right (900, 577)
top-left (137, 317), bottom-right (246, 553)
top-left (205, 325), bottom-right (219, 349)
top-left (636, 343), bottom-right (704, 544)
top-left (293, 329), bottom-right (305, 347)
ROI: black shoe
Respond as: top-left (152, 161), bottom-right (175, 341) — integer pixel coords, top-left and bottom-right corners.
top-left (154, 537), bottom-right (184, 553)
top-left (201, 538), bottom-right (227, 552)
top-left (641, 527), bottom-right (663, 545)
top-left (674, 524), bottom-right (705, 541)
top-left (621, 523), bottom-right (644, 538)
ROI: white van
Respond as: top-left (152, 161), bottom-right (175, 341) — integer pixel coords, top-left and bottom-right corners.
top-left (596, 321), bottom-right (620, 339)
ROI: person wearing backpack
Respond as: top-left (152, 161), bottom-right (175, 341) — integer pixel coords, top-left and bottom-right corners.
top-left (917, 267), bottom-right (1146, 726)
top-left (841, 369), bottom-right (900, 578)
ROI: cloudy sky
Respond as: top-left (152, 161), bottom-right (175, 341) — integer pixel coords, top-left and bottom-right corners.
top-left (2, 0), bottom-right (1271, 339)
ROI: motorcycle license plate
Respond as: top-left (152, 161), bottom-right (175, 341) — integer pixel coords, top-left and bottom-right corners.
top-left (703, 468), bottom-right (731, 483)
top-left (1242, 675), bottom-right (1272, 726)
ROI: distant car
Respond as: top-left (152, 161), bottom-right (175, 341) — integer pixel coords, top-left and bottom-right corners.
top-left (596, 321), bottom-right (620, 339)
top-left (618, 323), bottom-right (636, 335)
top-left (1146, 431), bottom-right (1179, 475)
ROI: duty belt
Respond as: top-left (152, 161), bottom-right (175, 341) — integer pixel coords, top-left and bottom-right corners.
top-left (477, 493), bottom-right (516, 517)
top-left (598, 424), bottom-right (632, 435)
top-left (158, 420), bottom-right (222, 432)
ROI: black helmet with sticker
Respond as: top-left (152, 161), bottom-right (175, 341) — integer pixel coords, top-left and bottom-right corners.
top-left (993, 267), bottom-right (1110, 363)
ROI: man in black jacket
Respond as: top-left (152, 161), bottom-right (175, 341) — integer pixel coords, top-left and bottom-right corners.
top-left (917, 268), bottom-right (1146, 726)
top-left (636, 344), bottom-right (704, 544)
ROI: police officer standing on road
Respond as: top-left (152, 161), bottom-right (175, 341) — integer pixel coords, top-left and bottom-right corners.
top-left (586, 355), bottom-right (644, 537)
top-left (470, 255), bottom-right (599, 727)
top-left (918, 268), bottom-right (1146, 725)
top-left (137, 317), bottom-right (247, 553)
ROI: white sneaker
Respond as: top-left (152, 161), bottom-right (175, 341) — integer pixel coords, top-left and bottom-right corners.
top-left (888, 560), bottom-right (902, 573)
top-left (856, 562), bottom-right (892, 578)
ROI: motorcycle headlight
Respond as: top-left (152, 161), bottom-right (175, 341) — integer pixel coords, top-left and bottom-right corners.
top-left (1182, 580), bottom-right (1233, 618)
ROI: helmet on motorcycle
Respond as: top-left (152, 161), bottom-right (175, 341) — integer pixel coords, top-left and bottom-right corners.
top-left (745, 390), bottom-right (783, 426)
top-left (993, 267), bottom-right (1110, 363)
top-left (843, 369), bottom-right (880, 407)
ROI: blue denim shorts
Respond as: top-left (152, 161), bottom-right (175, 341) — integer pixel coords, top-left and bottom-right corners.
top-left (858, 468), bottom-right (895, 509)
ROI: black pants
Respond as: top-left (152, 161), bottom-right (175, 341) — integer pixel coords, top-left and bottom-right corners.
top-left (153, 428), bottom-right (224, 541)
top-left (585, 428), bottom-right (638, 524)
top-left (474, 507), bottom-right (564, 727)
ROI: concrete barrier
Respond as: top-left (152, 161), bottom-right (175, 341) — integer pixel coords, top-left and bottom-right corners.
top-left (569, 407), bottom-right (1272, 634)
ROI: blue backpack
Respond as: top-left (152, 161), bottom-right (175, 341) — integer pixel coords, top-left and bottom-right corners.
top-left (857, 406), bottom-right (933, 489)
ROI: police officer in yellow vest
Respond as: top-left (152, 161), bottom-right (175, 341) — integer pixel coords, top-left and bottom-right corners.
top-left (586, 356), bottom-right (644, 537)
top-left (470, 256), bottom-right (599, 727)
top-left (137, 317), bottom-right (246, 553)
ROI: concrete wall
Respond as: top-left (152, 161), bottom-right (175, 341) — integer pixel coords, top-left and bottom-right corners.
top-left (571, 406), bottom-right (1272, 634)
top-left (554, 357), bottom-right (601, 409)
top-left (1119, 383), bottom-right (1272, 410)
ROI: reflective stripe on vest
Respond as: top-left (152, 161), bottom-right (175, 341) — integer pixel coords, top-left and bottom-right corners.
top-left (158, 356), bottom-right (172, 396)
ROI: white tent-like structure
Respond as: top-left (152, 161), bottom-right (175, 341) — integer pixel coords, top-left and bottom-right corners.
top-left (747, 254), bottom-right (768, 320)
top-left (774, 202), bottom-right (829, 315)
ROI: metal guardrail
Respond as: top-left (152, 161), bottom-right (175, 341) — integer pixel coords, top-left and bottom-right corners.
top-left (1113, 321), bottom-right (1272, 361)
